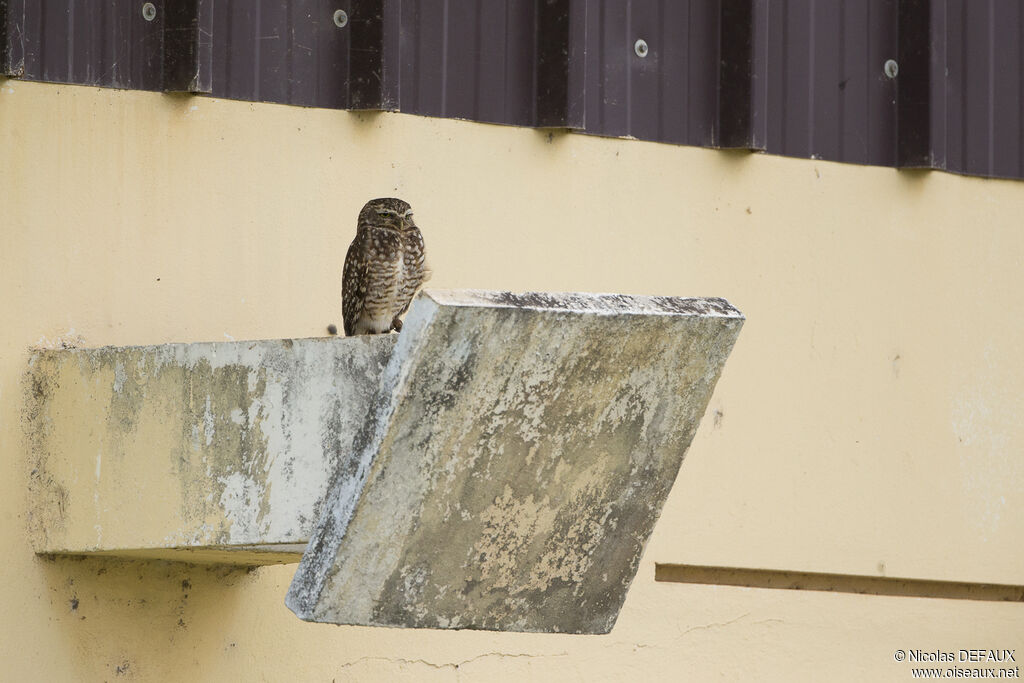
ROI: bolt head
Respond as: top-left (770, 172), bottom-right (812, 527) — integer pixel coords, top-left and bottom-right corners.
top-left (141, 2), bottom-right (156, 21)
top-left (333, 9), bottom-right (348, 28)
top-left (634, 39), bottom-right (649, 58)
top-left (884, 59), bottom-right (899, 79)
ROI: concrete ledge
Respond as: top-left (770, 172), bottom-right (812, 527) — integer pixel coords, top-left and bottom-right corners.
top-left (25, 288), bottom-right (743, 630)
top-left (26, 335), bottom-right (396, 565)
top-left (287, 290), bottom-right (743, 633)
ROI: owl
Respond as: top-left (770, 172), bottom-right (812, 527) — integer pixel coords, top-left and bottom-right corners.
top-left (342, 198), bottom-right (431, 336)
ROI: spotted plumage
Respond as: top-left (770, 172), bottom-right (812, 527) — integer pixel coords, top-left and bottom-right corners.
top-left (342, 198), bottom-right (431, 336)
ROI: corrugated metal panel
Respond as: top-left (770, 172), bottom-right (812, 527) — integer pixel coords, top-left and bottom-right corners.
top-left (753, 0), bottom-right (899, 165)
top-left (559, 0), bottom-right (900, 160)
top-left (719, 0), bottom-right (757, 148)
top-left (164, 0), bottom-right (213, 93)
top-left (2, 0), bottom-right (165, 89)
top-left (399, 0), bottom-right (534, 124)
top-left (395, 0), bottom-right (580, 127)
top-left (929, 0), bottom-right (1024, 179)
top-left (207, 0), bottom-right (351, 108)
top-left (0, 0), bottom-right (355, 103)
top-left (349, 0), bottom-right (400, 109)
top-left (0, 1), bottom-right (7, 71)
top-left (580, 0), bottom-right (723, 146)
top-left (2, 0), bottom-right (1023, 180)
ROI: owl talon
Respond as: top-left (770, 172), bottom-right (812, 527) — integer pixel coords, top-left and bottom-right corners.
top-left (391, 318), bottom-right (403, 333)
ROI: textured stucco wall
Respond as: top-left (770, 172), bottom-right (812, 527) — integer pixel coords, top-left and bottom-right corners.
top-left (1, 80), bottom-right (1022, 681)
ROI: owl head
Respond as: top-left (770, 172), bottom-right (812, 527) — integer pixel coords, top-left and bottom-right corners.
top-left (359, 197), bottom-right (415, 232)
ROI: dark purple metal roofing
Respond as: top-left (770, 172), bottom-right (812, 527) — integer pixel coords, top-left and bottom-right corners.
top-left (207, 0), bottom-right (350, 108)
top-left (922, 0), bottom-right (1024, 179)
top-left (2, 0), bottom-right (1022, 180)
top-left (393, 0), bottom-right (583, 127)
top-left (2, 0), bottom-right (165, 89)
top-left (754, 0), bottom-right (899, 165)
top-left (582, 1), bottom-right (721, 146)
top-left (397, 1), bottom-right (540, 125)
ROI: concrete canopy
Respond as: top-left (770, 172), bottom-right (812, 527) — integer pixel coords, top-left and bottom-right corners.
top-left (287, 290), bottom-right (743, 634)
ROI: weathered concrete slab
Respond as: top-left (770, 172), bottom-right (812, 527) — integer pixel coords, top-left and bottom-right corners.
top-left (25, 335), bottom-right (396, 564)
top-left (287, 290), bottom-right (744, 633)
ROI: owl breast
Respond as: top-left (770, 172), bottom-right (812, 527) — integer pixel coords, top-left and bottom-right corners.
top-left (352, 227), bottom-right (426, 335)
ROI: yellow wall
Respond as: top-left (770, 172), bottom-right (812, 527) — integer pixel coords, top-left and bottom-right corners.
top-left (1, 80), bottom-right (1021, 681)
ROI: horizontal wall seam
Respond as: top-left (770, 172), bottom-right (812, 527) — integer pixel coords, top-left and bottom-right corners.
top-left (655, 564), bottom-right (1024, 602)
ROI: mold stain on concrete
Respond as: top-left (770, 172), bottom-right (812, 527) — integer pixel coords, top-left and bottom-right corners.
top-left (291, 291), bottom-right (743, 634)
top-left (23, 354), bottom-right (70, 550)
top-left (23, 335), bottom-right (396, 560)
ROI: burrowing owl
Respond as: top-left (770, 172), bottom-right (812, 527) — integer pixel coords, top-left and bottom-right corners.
top-left (342, 198), bottom-right (430, 336)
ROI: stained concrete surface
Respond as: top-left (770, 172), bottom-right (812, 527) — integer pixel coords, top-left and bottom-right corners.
top-left (25, 335), bottom-right (396, 564)
top-left (287, 290), bottom-right (743, 633)
top-left (25, 289), bottom-right (742, 631)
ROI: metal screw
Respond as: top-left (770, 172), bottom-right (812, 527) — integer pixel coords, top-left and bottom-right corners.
top-left (634, 39), bottom-right (649, 58)
top-left (141, 2), bottom-right (156, 21)
top-left (333, 9), bottom-right (348, 28)
top-left (884, 59), bottom-right (899, 79)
